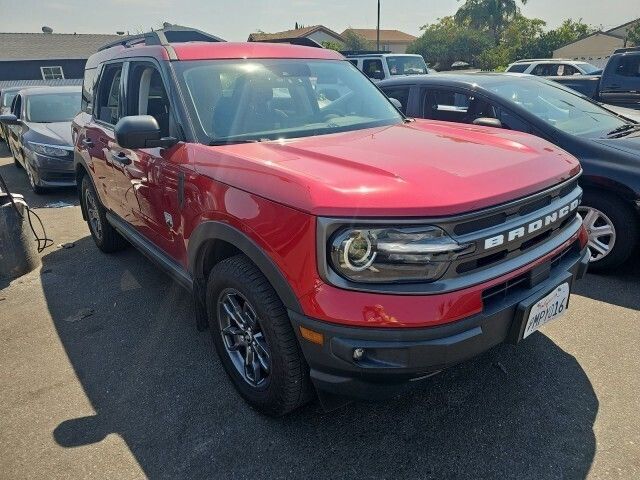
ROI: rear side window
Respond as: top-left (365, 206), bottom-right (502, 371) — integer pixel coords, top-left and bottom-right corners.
top-left (96, 64), bottom-right (123, 125)
top-left (506, 64), bottom-right (529, 73)
top-left (381, 86), bottom-right (410, 114)
top-left (81, 68), bottom-right (98, 114)
top-left (12, 95), bottom-right (22, 118)
top-left (615, 56), bottom-right (640, 78)
top-left (363, 59), bottom-right (384, 80)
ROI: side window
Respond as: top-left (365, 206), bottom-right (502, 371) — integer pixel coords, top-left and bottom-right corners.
top-left (11, 95), bottom-right (22, 118)
top-left (381, 86), bottom-right (410, 114)
top-left (561, 64), bottom-right (579, 76)
top-left (496, 107), bottom-right (531, 132)
top-left (363, 59), bottom-right (384, 80)
top-left (96, 64), bottom-right (123, 125)
top-left (532, 64), bottom-right (560, 76)
top-left (615, 56), bottom-right (640, 78)
top-left (507, 64), bottom-right (529, 73)
top-left (81, 68), bottom-right (98, 114)
top-left (126, 62), bottom-right (171, 137)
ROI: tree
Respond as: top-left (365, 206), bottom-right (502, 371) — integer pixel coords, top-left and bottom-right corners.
top-left (626, 22), bottom-right (640, 46)
top-left (342, 29), bottom-right (371, 51)
top-left (321, 41), bottom-right (343, 51)
top-left (533, 19), bottom-right (596, 58)
top-left (455, 0), bottom-right (528, 44)
top-left (408, 16), bottom-right (493, 70)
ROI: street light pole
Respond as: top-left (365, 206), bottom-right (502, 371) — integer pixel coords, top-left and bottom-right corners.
top-left (376, 0), bottom-right (380, 51)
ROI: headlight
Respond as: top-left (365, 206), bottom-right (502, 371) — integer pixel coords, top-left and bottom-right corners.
top-left (329, 226), bottom-right (473, 283)
top-left (28, 142), bottom-right (69, 157)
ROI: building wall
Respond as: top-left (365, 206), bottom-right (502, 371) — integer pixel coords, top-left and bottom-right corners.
top-left (307, 31), bottom-right (344, 47)
top-left (0, 59), bottom-right (87, 81)
top-left (553, 33), bottom-right (626, 68)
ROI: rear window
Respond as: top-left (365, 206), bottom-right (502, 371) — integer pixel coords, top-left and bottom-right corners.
top-left (507, 64), bottom-right (529, 73)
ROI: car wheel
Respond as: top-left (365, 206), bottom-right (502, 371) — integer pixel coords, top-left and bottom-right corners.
top-left (206, 255), bottom-right (313, 416)
top-left (578, 192), bottom-right (639, 272)
top-left (25, 163), bottom-right (46, 194)
top-left (81, 175), bottom-right (127, 253)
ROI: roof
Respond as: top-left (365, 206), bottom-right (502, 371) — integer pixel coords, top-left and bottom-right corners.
top-left (605, 18), bottom-right (640, 35)
top-left (0, 33), bottom-right (128, 61)
top-left (248, 25), bottom-right (344, 42)
top-left (341, 29), bottom-right (416, 43)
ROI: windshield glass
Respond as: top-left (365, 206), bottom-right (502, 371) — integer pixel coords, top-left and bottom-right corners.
top-left (580, 63), bottom-right (600, 74)
top-left (488, 79), bottom-right (629, 136)
top-left (386, 56), bottom-right (428, 75)
top-left (2, 92), bottom-right (17, 107)
top-left (26, 92), bottom-right (81, 122)
top-left (175, 59), bottom-right (402, 143)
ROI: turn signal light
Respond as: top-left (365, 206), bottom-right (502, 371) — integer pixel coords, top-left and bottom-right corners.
top-left (299, 326), bottom-right (324, 345)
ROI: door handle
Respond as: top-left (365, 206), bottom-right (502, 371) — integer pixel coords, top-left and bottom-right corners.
top-left (82, 138), bottom-right (93, 147)
top-left (109, 150), bottom-right (131, 165)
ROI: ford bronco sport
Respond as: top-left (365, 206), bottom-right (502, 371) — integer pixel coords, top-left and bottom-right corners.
top-left (73, 26), bottom-right (590, 416)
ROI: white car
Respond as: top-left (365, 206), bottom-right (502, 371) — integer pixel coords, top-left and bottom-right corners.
top-left (345, 53), bottom-right (430, 81)
top-left (506, 59), bottom-right (601, 76)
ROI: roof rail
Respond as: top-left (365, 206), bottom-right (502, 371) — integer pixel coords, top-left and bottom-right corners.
top-left (247, 37), bottom-right (324, 49)
top-left (514, 58), bottom-right (575, 63)
top-left (341, 50), bottom-right (392, 56)
top-left (613, 46), bottom-right (640, 54)
top-left (98, 24), bottom-right (225, 53)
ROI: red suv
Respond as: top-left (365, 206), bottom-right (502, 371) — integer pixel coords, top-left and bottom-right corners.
top-left (73, 27), bottom-right (590, 416)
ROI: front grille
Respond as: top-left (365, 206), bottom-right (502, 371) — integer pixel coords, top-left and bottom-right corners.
top-left (41, 171), bottom-right (75, 182)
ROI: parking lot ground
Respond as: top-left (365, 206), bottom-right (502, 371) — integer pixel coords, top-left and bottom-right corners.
top-left (1, 142), bottom-right (639, 479)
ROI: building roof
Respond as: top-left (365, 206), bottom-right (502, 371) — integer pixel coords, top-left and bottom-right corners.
top-left (248, 25), bottom-right (344, 43)
top-left (0, 79), bottom-right (83, 90)
top-left (606, 18), bottom-right (640, 35)
top-left (0, 33), bottom-right (127, 61)
top-left (341, 29), bottom-right (416, 43)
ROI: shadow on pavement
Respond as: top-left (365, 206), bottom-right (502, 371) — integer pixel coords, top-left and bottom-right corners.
top-left (42, 236), bottom-right (598, 479)
top-left (574, 255), bottom-right (640, 311)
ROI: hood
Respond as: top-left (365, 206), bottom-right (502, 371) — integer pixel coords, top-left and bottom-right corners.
top-left (26, 121), bottom-right (73, 146)
top-left (191, 120), bottom-right (581, 217)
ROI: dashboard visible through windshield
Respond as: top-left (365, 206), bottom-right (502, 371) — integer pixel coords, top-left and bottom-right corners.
top-left (175, 59), bottom-right (403, 143)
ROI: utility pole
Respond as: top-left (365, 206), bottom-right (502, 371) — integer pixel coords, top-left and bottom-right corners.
top-left (376, 0), bottom-right (380, 51)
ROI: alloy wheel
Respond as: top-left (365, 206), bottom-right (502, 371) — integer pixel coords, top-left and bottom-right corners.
top-left (217, 289), bottom-right (270, 387)
top-left (84, 188), bottom-right (103, 241)
top-left (578, 206), bottom-right (616, 262)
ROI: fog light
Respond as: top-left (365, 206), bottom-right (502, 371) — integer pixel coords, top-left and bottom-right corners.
top-left (353, 348), bottom-right (365, 360)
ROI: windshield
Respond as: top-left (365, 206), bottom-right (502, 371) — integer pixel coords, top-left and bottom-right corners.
top-left (2, 91), bottom-right (17, 107)
top-left (488, 79), bottom-right (629, 136)
top-left (386, 56), bottom-right (428, 75)
top-left (175, 59), bottom-right (403, 143)
top-left (580, 63), bottom-right (600, 74)
top-left (26, 92), bottom-right (81, 123)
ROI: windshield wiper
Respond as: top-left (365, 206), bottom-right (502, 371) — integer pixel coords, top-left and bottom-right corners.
top-left (208, 138), bottom-right (268, 146)
top-left (606, 124), bottom-right (637, 136)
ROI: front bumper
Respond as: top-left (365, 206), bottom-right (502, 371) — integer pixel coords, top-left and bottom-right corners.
top-left (29, 153), bottom-right (75, 187)
top-left (290, 244), bottom-right (589, 402)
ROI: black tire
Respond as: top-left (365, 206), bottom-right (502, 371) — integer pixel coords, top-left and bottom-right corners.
top-left (206, 255), bottom-right (313, 416)
top-left (25, 163), bottom-right (46, 194)
top-left (80, 175), bottom-right (127, 253)
top-left (581, 191), bottom-right (639, 272)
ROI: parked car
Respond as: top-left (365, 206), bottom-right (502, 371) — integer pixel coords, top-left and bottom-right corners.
top-left (547, 47), bottom-right (640, 110)
top-left (506, 58), bottom-right (601, 76)
top-left (0, 86), bottom-right (23, 143)
top-left (344, 52), bottom-right (429, 81)
top-left (74, 27), bottom-right (588, 416)
top-left (379, 73), bottom-right (640, 271)
top-left (0, 86), bottom-right (81, 193)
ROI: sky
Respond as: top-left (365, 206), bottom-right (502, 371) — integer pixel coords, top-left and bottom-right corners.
top-left (0, 0), bottom-right (638, 40)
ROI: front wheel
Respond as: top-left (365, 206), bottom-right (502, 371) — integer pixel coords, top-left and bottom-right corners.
top-left (25, 163), bottom-right (45, 194)
top-left (80, 175), bottom-right (127, 253)
top-left (206, 255), bottom-right (313, 416)
top-left (578, 192), bottom-right (639, 272)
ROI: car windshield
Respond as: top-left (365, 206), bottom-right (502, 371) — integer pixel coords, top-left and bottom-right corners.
top-left (386, 56), bottom-right (428, 75)
top-left (175, 59), bottom-right (403, 143)
top-left (2, 91), bottom-right (17, 107)
top-left (26, 92), bottom-right (81, 122)
top-left (580, 63), bottom-right (600, 74)
top-left (487, 79), bottom-right (629, 136)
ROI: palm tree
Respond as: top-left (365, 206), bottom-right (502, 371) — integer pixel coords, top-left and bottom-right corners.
top-left (455, 0), bottom-right (528, 44)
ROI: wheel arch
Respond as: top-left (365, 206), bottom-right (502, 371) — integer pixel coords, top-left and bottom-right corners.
top-left (188, 221), bottom-right (302, 314)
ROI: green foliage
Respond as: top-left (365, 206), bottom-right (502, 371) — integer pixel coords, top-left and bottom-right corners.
top-left (408, 16), bottom-right (493, 70)
top-left (321, 41), bottom-right (343, 51)
top-left (455, 0), bottom-right (528, 43)
top-left (627, 22), bottom-right (640, 46)
top-left (342, 30), bottom-right (372, 51)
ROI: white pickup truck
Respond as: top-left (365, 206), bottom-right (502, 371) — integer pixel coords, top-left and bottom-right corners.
top-left (343, 52), bottom-right (432, 81)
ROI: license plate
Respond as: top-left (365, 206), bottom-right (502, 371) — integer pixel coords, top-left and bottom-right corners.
top-left (523, 283), bottom-right (570, 339)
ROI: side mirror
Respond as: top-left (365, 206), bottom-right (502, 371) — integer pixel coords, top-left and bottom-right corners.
top-left (472, 117), bottom-right (503, 129)
top-left (0, 114), bottom-right (21, 126)
top-left (114, 115), bottom-right (177, 149)
top-left (388, 97), bottom-right (403, 110)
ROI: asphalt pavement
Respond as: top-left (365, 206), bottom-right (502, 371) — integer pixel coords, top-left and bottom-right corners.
top-left (1, 143), bottom-right (639, 479)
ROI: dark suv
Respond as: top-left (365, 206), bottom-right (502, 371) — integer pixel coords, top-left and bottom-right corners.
top-left (73, 27), bottom-right (589, 416)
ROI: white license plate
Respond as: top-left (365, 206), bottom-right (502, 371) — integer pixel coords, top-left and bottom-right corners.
top-left (523, 283), bottom-right (570, 339)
